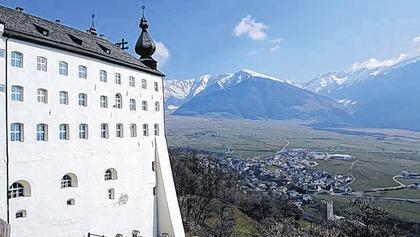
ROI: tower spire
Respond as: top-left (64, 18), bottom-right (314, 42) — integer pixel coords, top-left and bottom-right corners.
top-left (135, 5), bottom-right (157, 69)
top-left (87, 14), bottom-right (97, 36)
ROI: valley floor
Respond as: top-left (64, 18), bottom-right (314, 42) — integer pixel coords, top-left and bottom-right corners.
top-left (166, 115), bottom-right (420, 222)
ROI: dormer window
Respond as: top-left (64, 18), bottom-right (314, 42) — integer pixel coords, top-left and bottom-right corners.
top-left (97, 43), bottom-right (111, 54)
top-left (68, 34), bottom-right (83, 46)
top-left (34, 24), bottom-right (49, 36)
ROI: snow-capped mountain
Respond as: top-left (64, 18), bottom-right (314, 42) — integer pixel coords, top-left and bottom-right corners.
top-left (172, 69), bottom-right (350, 125)
top-left (164, 69), bottom-right (302, 112)
top-left (305, 54), bottom-right (420, 130)
top-left (164, 73), bottom-right (232, 112)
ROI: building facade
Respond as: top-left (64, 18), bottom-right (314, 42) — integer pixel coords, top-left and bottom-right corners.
top-left (0, 6), bottom-right (184, 237)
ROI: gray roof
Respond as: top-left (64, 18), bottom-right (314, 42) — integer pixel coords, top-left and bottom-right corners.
top-left (0, 6), bottom-right (164, 76)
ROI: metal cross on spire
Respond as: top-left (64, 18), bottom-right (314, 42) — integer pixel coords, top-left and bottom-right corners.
top-left (115, 38), bottom-right (129, 50)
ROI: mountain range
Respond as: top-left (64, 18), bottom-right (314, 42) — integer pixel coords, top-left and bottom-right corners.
top-left (165, 69), bottom-right (350, 125)
top-left (165, 56), bottom-right (420, 130)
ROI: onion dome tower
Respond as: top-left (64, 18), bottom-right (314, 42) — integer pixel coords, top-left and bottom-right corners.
top-left (135, 6), bottom-right (158, 70)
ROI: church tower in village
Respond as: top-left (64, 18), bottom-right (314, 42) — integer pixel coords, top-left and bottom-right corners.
top-left (0, 5), bottom-right (184, 237)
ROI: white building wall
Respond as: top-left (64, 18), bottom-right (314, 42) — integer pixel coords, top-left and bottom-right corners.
top-left (0, 24), bottom-right (8, 222)
top-left (1, 37), bottom-right (181, 237)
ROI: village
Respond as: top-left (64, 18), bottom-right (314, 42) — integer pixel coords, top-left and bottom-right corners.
top-left (217, 148), bottom-right (355, 206)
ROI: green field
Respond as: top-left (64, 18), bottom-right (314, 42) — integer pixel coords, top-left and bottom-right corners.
top-left (166, 115), bottom-right (420, 222)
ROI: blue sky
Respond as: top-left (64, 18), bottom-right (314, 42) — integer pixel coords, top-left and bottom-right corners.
top-left (2, 0), bottom-right (420, 82)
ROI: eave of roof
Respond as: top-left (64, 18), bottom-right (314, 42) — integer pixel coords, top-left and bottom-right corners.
top-left (0, 5), bottom-right (165, 77)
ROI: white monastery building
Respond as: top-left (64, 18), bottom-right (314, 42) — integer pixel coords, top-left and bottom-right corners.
top-left (0, 5), bottom-right (185, 237)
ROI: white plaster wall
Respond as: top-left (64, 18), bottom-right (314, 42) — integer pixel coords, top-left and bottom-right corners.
top-left (155, 138), bottom-right (185, 237)
top-left (0, 30), bottom-right (8, 222)
top-left (5, 38), bottom-right (168, 237)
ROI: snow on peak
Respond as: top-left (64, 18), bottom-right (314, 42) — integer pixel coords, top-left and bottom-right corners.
top-left (237, 68), bottom-right (283, 82)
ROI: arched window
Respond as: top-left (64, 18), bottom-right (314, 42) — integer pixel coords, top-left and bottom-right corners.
top-left (100, 70), bottom-right (107, 82)
top-left (15, 210), bottom-right (27, 218)
top-left (115, 93), bottom-right (122, 109)
top-left (115, 73), bottom-right (121, 84)
top-left (79, 124), bottom-right (88, 139)
top-left (79, 65), bottom-right (87, 79)
top-left (141, 79), bottom-right (147, 89)
top-left (141, 101), bottom-right (148, 111)
top-left (155, 101), bottom-right (160, 112)
top-left (11, 85), bottom-right (23, 102)
top-left (37, 88), bottom-right (48, 104)
top-left (59, 124), bottom-right (69, 140)
top-left (129, 99), bottom-right (136, 111)
top-left (8, 180), bottom-right (31, 198)
top-left (59, 61), bottom-right (68, 76)
top-left (37, 56), bottom-right (47, 72)
top-left (36, 123), bottom-right (48, 141)
top-left (154, 124), bottom-right (160, 136)
top-left (10, 123), bottom-right (24, 142)
top-left (101, 123), bottom-right (109, 139)
top-left (66, 198), bottom-right (75, 206)
top-left (116, 123), bottom-right (124, 138)
top-left (78, 93), bottom-right (87, 106)
top-left (61, 173), bottom-right (78, 188)
top-left (11, 51), bottom-right (23, 68)
top-left (142, 124), bottom-right (149, 136)
top-left (130, 124), bottom-right (137, 137)
top-left (104, 168), bottom-right (118, 181)
top-left (100, 95), bottom-right (108, 108)
top-left (129, 76), bottom-right (135, 87)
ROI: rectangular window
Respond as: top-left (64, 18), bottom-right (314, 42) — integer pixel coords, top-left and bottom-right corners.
top-left (116, 124), bottom-right (124, 138)
top-left (154, 124), bottom-right (160, 136)
top-left (154, 82), bottom-right (159, 92)
top-left (141, 79), bottom-right (147, 89)
top-left (100, 70), bottom-right (107, 82)
top-left (129, 99), bottom-right (136, 111)
top-left (129, 76), bottom-right (135, 87)
top-left (155, 102), bottom-right (160, 112)
top-left (11, 51), bottom-right (23, 68)
top-left (101, 124), bottom-right (109, 139)
top-left (79, 65), bottom-right (87, 79)
top-left (36, 124), bottom-right (48, 141)
top-left (78, 93), bottom-right (87, 106)
top-left (100, 96), bottom-right (108, 108)
top-left (37, 56), bottom-right (47, 72)
top-left (11, 86), bottom-right (23, 102)
top-left (59, 91), bottom-right (68, 105)
top-left (142, 101), bottom-right (148, 111)
top-left (59, 124), bottom-right (69, 140)
top-left (143, 124), bottom-right (149, 136)
top-left (10, 123), bottom-right (23, 142)
top-left (0, 85), bottom-right (4, 92)
top-left (0, 49), bottom-right (5, 58)
top-left (37, 89), bottom-right (48, 104)
top-left (59, 61), bottom-right (68, 76)
top-left (115, 73), bottom-right (121, 85)
top-left (79, 124), bottom-right (88, 139)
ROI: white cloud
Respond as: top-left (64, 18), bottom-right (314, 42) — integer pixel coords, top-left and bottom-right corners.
top-left (413, 35), bottom-right (420, 43)
top-left (234, 15), bottom-right (268, 41)
top-left (270, 45), bottom-right (280, 53)
top-left (155, 41), bottom-right (170, 67)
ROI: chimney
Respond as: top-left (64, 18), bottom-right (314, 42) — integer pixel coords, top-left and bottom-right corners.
top-left (15, 7), bottom-right (24, 12)
top-left (99, 34), bottom-right (106, 38)
top-left (55, 19), bottom-right (61, 24)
